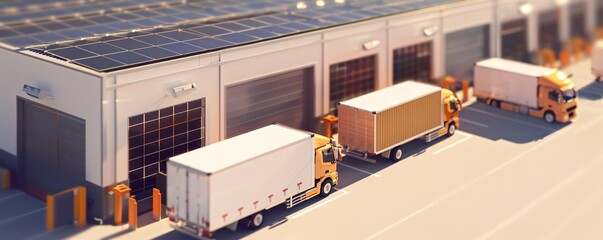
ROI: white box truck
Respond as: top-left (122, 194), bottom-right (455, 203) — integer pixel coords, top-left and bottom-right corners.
top-left (474, 58), bottom-right (577, 123)
top-left (338, 81), bottom-right (462, 162)
top-left (166, 124), bottom-right (341, 239)
top-left (593, 40), bottom-right (603, 82)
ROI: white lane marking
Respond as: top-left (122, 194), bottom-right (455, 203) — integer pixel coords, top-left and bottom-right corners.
top-left (464, 107), bottom-right (554, 132)
top-left (461, 119), bottom-right (489, 128)
top-left (0, 207), bottom-right (46, 226)
top-left (365, 125), bottom-right (575, 240)
top-left (0, 192), bottom-right (24, 202)
top-left (339, 162), bottom-right (381, 178)
top-left (432, 132), bottom-right (472, 155)
top-left (477, 153), bottom-right (603, 240)
top-left (290, 189), bottom-right (349, 220)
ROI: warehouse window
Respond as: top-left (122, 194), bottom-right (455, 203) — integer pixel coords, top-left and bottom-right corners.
top-left (393, 42), bottom-right (432, 84)
top-left (501, 18), bottom-right (529, 62)
top-left (570, 2), bottom-right (587, 39)
top-left (329, 55), bottom-right (377, 113)
top-left (128, 98), bottom-right (206, 198)
top-left (539, 10), bottom-right (560, 54)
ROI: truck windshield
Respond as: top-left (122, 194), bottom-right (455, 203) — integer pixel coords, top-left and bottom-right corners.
top-left (562, 89), bottom-right (576, 102)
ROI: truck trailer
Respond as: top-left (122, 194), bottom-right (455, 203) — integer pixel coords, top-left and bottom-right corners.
top-left (338, 81), bottom-right (462, 162)
top-left (166, 124), bottom-right (341, 239)
top-left (474, 58), bottom-right (577, 123)
top-left (593, 40), bottom-right (603, 82)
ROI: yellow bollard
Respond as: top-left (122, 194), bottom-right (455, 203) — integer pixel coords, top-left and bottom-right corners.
top-left (462, 80), bottom-right (469, 102)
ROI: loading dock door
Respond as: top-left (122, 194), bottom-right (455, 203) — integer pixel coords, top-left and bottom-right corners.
top-left (501, 19), bottom-right (529, 62)
top-left (18, 99), bottom-right (85, 199)
top-left (445, 25), bottom-right (490, 83)
top-left (539, 10), bottom-right (560, 54)
top-left (570, 2), bottom-right (587, 39)
top-left (226, 67), bottom-right (314, 138)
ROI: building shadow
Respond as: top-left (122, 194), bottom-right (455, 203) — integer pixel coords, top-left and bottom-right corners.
top-left (577, 81), bottom-right (603, 101)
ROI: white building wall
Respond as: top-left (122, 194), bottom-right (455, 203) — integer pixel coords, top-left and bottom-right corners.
top-left (220, 34), bottom-right (323, 136)
top-left (107, 55), bottom-right (220, 185)
top-left (0, 48), bottom-right (103, 185)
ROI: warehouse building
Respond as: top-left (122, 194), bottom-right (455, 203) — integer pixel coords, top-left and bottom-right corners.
top-left (0, 0), bottom-right (598, 221)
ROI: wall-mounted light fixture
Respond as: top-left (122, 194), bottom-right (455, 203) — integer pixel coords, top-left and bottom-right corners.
top-left (316, 0), bottom-right (326, 7)
top-left (22, 84), bottom-right (53, 99)
top-left (362, 40), bottom-right (381, 50)
top-left (518, 2), bottom-right (534, 15)
top-left (172, 83), bottom-right (197, 97)
top-left (422, 26), bottom-right (439, 37)
top-left (296, 1), bottom-right (307, 9)
top-left (554, 0), bottom-right (568, 6)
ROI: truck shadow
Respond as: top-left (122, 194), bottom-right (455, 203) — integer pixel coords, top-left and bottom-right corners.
top-left (458, 103), bottom-right (569, 144)
top-left (577, 81), bottom-right (603, 101)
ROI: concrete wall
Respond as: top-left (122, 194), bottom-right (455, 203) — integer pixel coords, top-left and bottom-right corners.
top-left (0, 48), bottom-right (102, 185)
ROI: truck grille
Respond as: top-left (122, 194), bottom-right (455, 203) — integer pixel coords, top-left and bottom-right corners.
top-left (567, 106), bottom-right (577, 112)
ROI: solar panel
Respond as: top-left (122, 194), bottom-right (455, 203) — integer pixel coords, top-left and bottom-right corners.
top-left (159, 42), bottom-right (203, 54)
top-left (134, 47), bottom-right (179, 59)
top-left (106, 51), bottom-right (152, 65)
top-left (215, 33), bottom-right (258, 44)
top-left (79, 43), bottom-right (125, 55)
top-left (190, 26), bottom-right (231, 36)
top-left (106, 38), bottom-right (151, 50)
top-left (0, 0), bottom-right (460, 72)
top-left (48, 47), bottom-right (96, 60)
top-left (185, 38), bottom-right (233, 49)
top-left (75, 56), bottom-right (124, 72)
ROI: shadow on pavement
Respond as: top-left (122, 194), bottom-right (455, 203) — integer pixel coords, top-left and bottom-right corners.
top-left (578, 81), bottom-right (603, 101)
top-left (459, 103), bottom-right (569, 144)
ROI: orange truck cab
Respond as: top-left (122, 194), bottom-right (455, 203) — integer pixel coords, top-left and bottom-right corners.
top-left (474, 58), bottom-right (577, 124)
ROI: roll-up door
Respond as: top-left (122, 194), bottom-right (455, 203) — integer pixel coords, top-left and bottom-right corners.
top-left (329, 55), bottom-right (377, 114)
top-left (539, 10), bottom-right (560, 54)
top-left (226, 67), bottom-right (314, 138)
top-left (18, 98), bottom-right (85, 199)
top-left (501, 18), bottom-right (529, 62)
top-left (570, 2), bottom-right (587, 39)
top-left (393, 41), bottom-right (433, 84)
top-left (445, 25), bottom-right (490, 83)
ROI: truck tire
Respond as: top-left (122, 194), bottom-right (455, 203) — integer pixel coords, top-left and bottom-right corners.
top-left (248, 211), bottom-right (264, 229)
top-left (489, 99), bottom-right (499, 108)
top-left (390, 147), bottom-right (403, 162)
top-left (596, 76), bottom-right (601, 82)
top-left (447, 123), bottom-right (456, 136)
top-left (320, 179), bottom-right (333, 197)
top-left (544, 111), bottom-right (555, 124)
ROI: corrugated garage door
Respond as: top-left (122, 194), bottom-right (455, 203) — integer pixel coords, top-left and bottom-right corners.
top-left (446, 25), bottom-right (490, 83)
top-left (570, 2), bottom-right (587, 39)
top-left (226, 67), bottom-right (314, 138)
top-left (18, 99), bottom-right (85, 199)
top-left (539, 10), bottom-right (560, 54)
top-left (501, 18), bottom-right (529, 62)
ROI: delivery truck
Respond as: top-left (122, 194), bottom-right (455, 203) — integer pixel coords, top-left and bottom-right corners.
top-left (593, 40), bottom-right (603, 82)
top-left (474, 58), bottom-right (577, 124)
top-left (338, 81), bottom-right (462, 162)
top-left (166, 124), bottom-right (342, 239)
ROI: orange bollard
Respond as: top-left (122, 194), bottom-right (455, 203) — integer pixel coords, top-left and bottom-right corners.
top-left (584, 42), bottom-right (592, 57)
top-left (571, 37), bottom-right (584, 60)
top-left (73, 186), bottom-right (86, 227)
top-left (113, 184), bottom-right (131, 225)
top-left (153, 188), bottom-right (161, 220)
top-left (129, 197), bottom-right (137, 229)
top-left (559, 50), bottom-right (571, 68)
top-left (462, 80), bottom-right (469, 102)
top-left (322, 115), bottom-right (338, 138)
top-left (541, 49), bottom-right (556, 68)
top-left (47, 195), bottom-right (55, 230)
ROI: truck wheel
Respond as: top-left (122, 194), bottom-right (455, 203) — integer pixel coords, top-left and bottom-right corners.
top-left (447, 123), bottom-right (456, 136)
top-left (248, 211), bottom-right (264, 229)
top-left (489, 99), bottom-right (499, 108)
top-left (320, 179), bottom-right (333, 197)
top-left (544, 111), bottom-right (556, 124)
top-left (390, 147), bottom-right (403, 162)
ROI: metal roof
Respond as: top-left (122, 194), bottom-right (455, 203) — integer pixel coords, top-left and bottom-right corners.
top-left (0, 0), bottom-right (459, 72)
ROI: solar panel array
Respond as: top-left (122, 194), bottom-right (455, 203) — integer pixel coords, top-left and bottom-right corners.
top-left (0, 0), bottom-right (458, 72)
